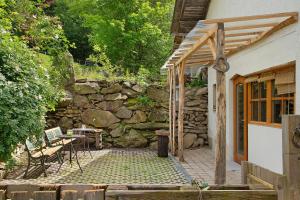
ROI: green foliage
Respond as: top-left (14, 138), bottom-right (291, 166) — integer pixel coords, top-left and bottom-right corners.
top-left (54, 0), bottom-right (174, 75)
top-left (186, 77), bottom-right (207, 88)
top-left (0, 0), bottom-right (68, 161)
top-left (4, 157), bottom-right (17, 171)
top-left (136, 95), bottom-right (155, 107)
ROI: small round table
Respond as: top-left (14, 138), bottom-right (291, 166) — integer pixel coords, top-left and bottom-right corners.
top-left (59, 134), bottom-right (85, 173)
top-left (72, 128), bottom-right (103, 150)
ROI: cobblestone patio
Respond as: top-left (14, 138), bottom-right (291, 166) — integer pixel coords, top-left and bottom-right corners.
top-left (1, 149), bottom-right (191, 185)
top-left (180, 147), bottom-right (241, 185)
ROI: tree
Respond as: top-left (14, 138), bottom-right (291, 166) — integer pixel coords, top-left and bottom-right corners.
top-left (54, 0), bottom-right (174, 74)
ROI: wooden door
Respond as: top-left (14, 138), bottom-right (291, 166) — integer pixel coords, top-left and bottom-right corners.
top-left (233, 77), bottom-right (248, 164)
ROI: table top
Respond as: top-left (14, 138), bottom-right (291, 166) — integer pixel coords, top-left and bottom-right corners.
top-left (72, 128), bottom-right (103, 132)
top-left (59, 134), bottom-right (86, 139)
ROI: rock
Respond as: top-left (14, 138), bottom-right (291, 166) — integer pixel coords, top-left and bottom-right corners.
top-left (101, 83), bottom-right (122, 94)
top-left (184, 133), bottom-right (197, 149)
top-left (148, 109), bottom-right (168, 122)
top-left (57, 97), bottom-right (73, 108)
top-left (59, 117), bottom-right (73, 131)
top-left (105, 93), bottom-right (128, 101)
top-left (132, 84), bottom-right (144, 93)
top-left (97, 100), bottom-right (123, 112)
top-left (109, 123), bottom-right (120, 130)
top-left (123, 81), bottom-right (132, 88)
top-left (115, 106), bottom-right (132, 119)
top-left (192, 138), bottom-right (205, 148)
top-left (88, 94), bottom-right (104, 101)
top-left (149, 141), bottom-right (158, 150)
top-left (114, 129), bottom-right (147, 148)
top-left (110, 125), bottom-right (125, 138)
top-left (129, 122), bottom-right (169, 130)
top-left (146, 86), bottom-right (168, 103)
top-left (196, 87), bottom-right (208, 96)
top-left (122, 88), bottom-right (137, 97)
top-left (81, 109), bottom-right (120, 128)
top-left (124, 111), bottom-right (147, 124)
top-left (74, 82), bottom-right (99, 94)
top-left (73, 95), bottom-right (89, 108)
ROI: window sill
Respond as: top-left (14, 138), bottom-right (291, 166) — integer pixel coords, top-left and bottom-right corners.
top-left (248, 121), bottom-right (282, 129)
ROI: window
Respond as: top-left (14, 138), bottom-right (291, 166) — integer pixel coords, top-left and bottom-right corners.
top-left (213, 84), bottom-right (216, 111)
top-left (248, 68), bottom-right (295, 126)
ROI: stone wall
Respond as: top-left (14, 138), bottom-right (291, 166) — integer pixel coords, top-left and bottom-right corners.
top-left (46, 80), bottom-right (208, 149)
top-left (182, 87), bottom-right (208, 149)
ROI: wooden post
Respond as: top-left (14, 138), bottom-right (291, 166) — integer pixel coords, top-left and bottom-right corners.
top-left (172, 65), bottom-right (177, 156)
top-left (178, 61), bottom-right (185, 162)
top-left (168, 67), bottom-right (173, 153)
top-left (282, 115), bottom-right (300, 200)
top-left (214, 22), bottom-right (227, 184)
top-left (33, 191), bottom-right (56, 200)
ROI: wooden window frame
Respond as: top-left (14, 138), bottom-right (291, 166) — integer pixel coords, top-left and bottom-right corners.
top-left (247, 67), bottom-right (295, 128)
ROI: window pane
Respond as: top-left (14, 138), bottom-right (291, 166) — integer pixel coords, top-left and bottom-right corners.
top-left (251, 101), bottom-right (259, 121)
top-left (272, 100), bottom-right (282, 123)
top-left (272, 80), bottom-right (294, 97)
top-left (283, 100), bottom-right (294, 115)
top-left (260, 82), bottom-right (267, 98)
top-left (251, 82), bottom-right (259, 99)
top-left (260, 101), bottom-right (267, 122)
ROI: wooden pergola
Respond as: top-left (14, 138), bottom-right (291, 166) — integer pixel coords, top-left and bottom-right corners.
top-left (165, 12), bottom-right (298, 184)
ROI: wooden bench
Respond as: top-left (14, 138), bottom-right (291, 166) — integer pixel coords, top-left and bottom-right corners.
top-left (24, 138), bottom-right (63, 178)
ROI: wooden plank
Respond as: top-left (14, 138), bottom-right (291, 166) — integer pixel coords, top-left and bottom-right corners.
top-left (227, 15), bottom-right (298, 57)
top-left (168, 67), bottom-right (173, 154)
top-left (0, 190), bottom-right (5, 200)
top-left (225, 31), bottom-right (263, 37)
top-left (214, 23), bottom-right (227, 185)
top-left (208, 37), bottom-right (217, 59)
top-left (224, 22), bottom-right (277, 31)
top-left (106, 190), bottom-right (277, 200)
top-left (174, 24), bottom-right (217, 66)
top-left (11, 191), bottom-right (29, 200)
top-left (248, 174), bottom-right (274, 189)
top-left (84, 189), bottom-right (105, 200)
top-left (33, 191), bottom-right (56, 200)
top-left (241, 161), bottom-right (248, 184)
top-left (201, 12), bottom-right (298, 24)
top-left (172, 65), bottom-right (177, 156)
top-left (62, 190), bottom-right (78, 200)
top-left (178, 61), bottom-right (185, 162)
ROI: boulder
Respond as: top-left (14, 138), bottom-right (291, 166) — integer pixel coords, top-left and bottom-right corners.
top-left (114, 129), bottom-right (147, 148)
top-left (148, 109), bottom-right (168, 122)
top-left (196, 87), bottom-right (208, 96)
top-left (122, 88), bottom-right (137, 97)
top-left (101, 83), bottom-right (122, 94)
top-left (110, 125), bottom-right (125, 138)
top-left (96, 100), bottom-right (123, 112)
top-left (146, 86), bottom-right (168, 103)
top-left (149, 141), bottom-right (158, 150)
top-left (59, 117), bottom-right (73, 131)
top-left (73, 95), bottom-right (89, 108)
top-left (132, 84), bottom-right (144, 93)
top-left (184, 133), bottom-right (197, 149)
top-left (81, 109), bottom-right (120, 128)
top-left (124, 111), bottom-right (147, 124)
top-left (192, 138), bottom-right (205, 148)
top-left (115, 106), bottom-right (132, 119)
top-left (57, 97), bottom-right (72, 108)
top-left (88, 94), bottom-right (104, 101)
top-left (129, 122), bottom-right (169, 130)
top-left (105, 93), bottom-right (128, 101)
top-left (74, 82), bottom-right (99, 94)
top-left (123, 81), bottom-right (132, 88)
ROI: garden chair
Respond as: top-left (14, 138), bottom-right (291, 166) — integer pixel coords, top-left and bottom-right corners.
top-left (23, 137), bottom-right (63, 178)
top-left (45, 127), bottom-right (72, 147)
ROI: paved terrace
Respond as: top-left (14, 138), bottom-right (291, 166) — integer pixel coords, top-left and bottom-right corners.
top-left (180, 148), bottom-right (241, 185)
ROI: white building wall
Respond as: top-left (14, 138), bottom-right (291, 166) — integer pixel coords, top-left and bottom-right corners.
top-left (206, 0), bottom-right (300, 174)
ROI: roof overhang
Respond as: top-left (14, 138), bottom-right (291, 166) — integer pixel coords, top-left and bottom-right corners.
top-left (163, 12), bottom-right (298, 69)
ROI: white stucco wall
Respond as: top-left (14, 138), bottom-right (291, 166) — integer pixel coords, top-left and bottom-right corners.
top-left (206, 0), bottom-right (300, 173)
top-left (248, 125), bottom-right (283, 174)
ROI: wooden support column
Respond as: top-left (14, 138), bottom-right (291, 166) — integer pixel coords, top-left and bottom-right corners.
top-left (214, 23), bottom-right (227, 184)
top-left (178, 61), bottom-right (185, 162)
top-left (168, 67), bottom-right (173, 153)
top-left (282, 115), bottom-right (300, 200)
top-left (172, 65), bottom-right (177, 156)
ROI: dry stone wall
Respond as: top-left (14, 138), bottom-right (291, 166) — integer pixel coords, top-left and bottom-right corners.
top-left (46, 80), bottom-right (208, 149)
